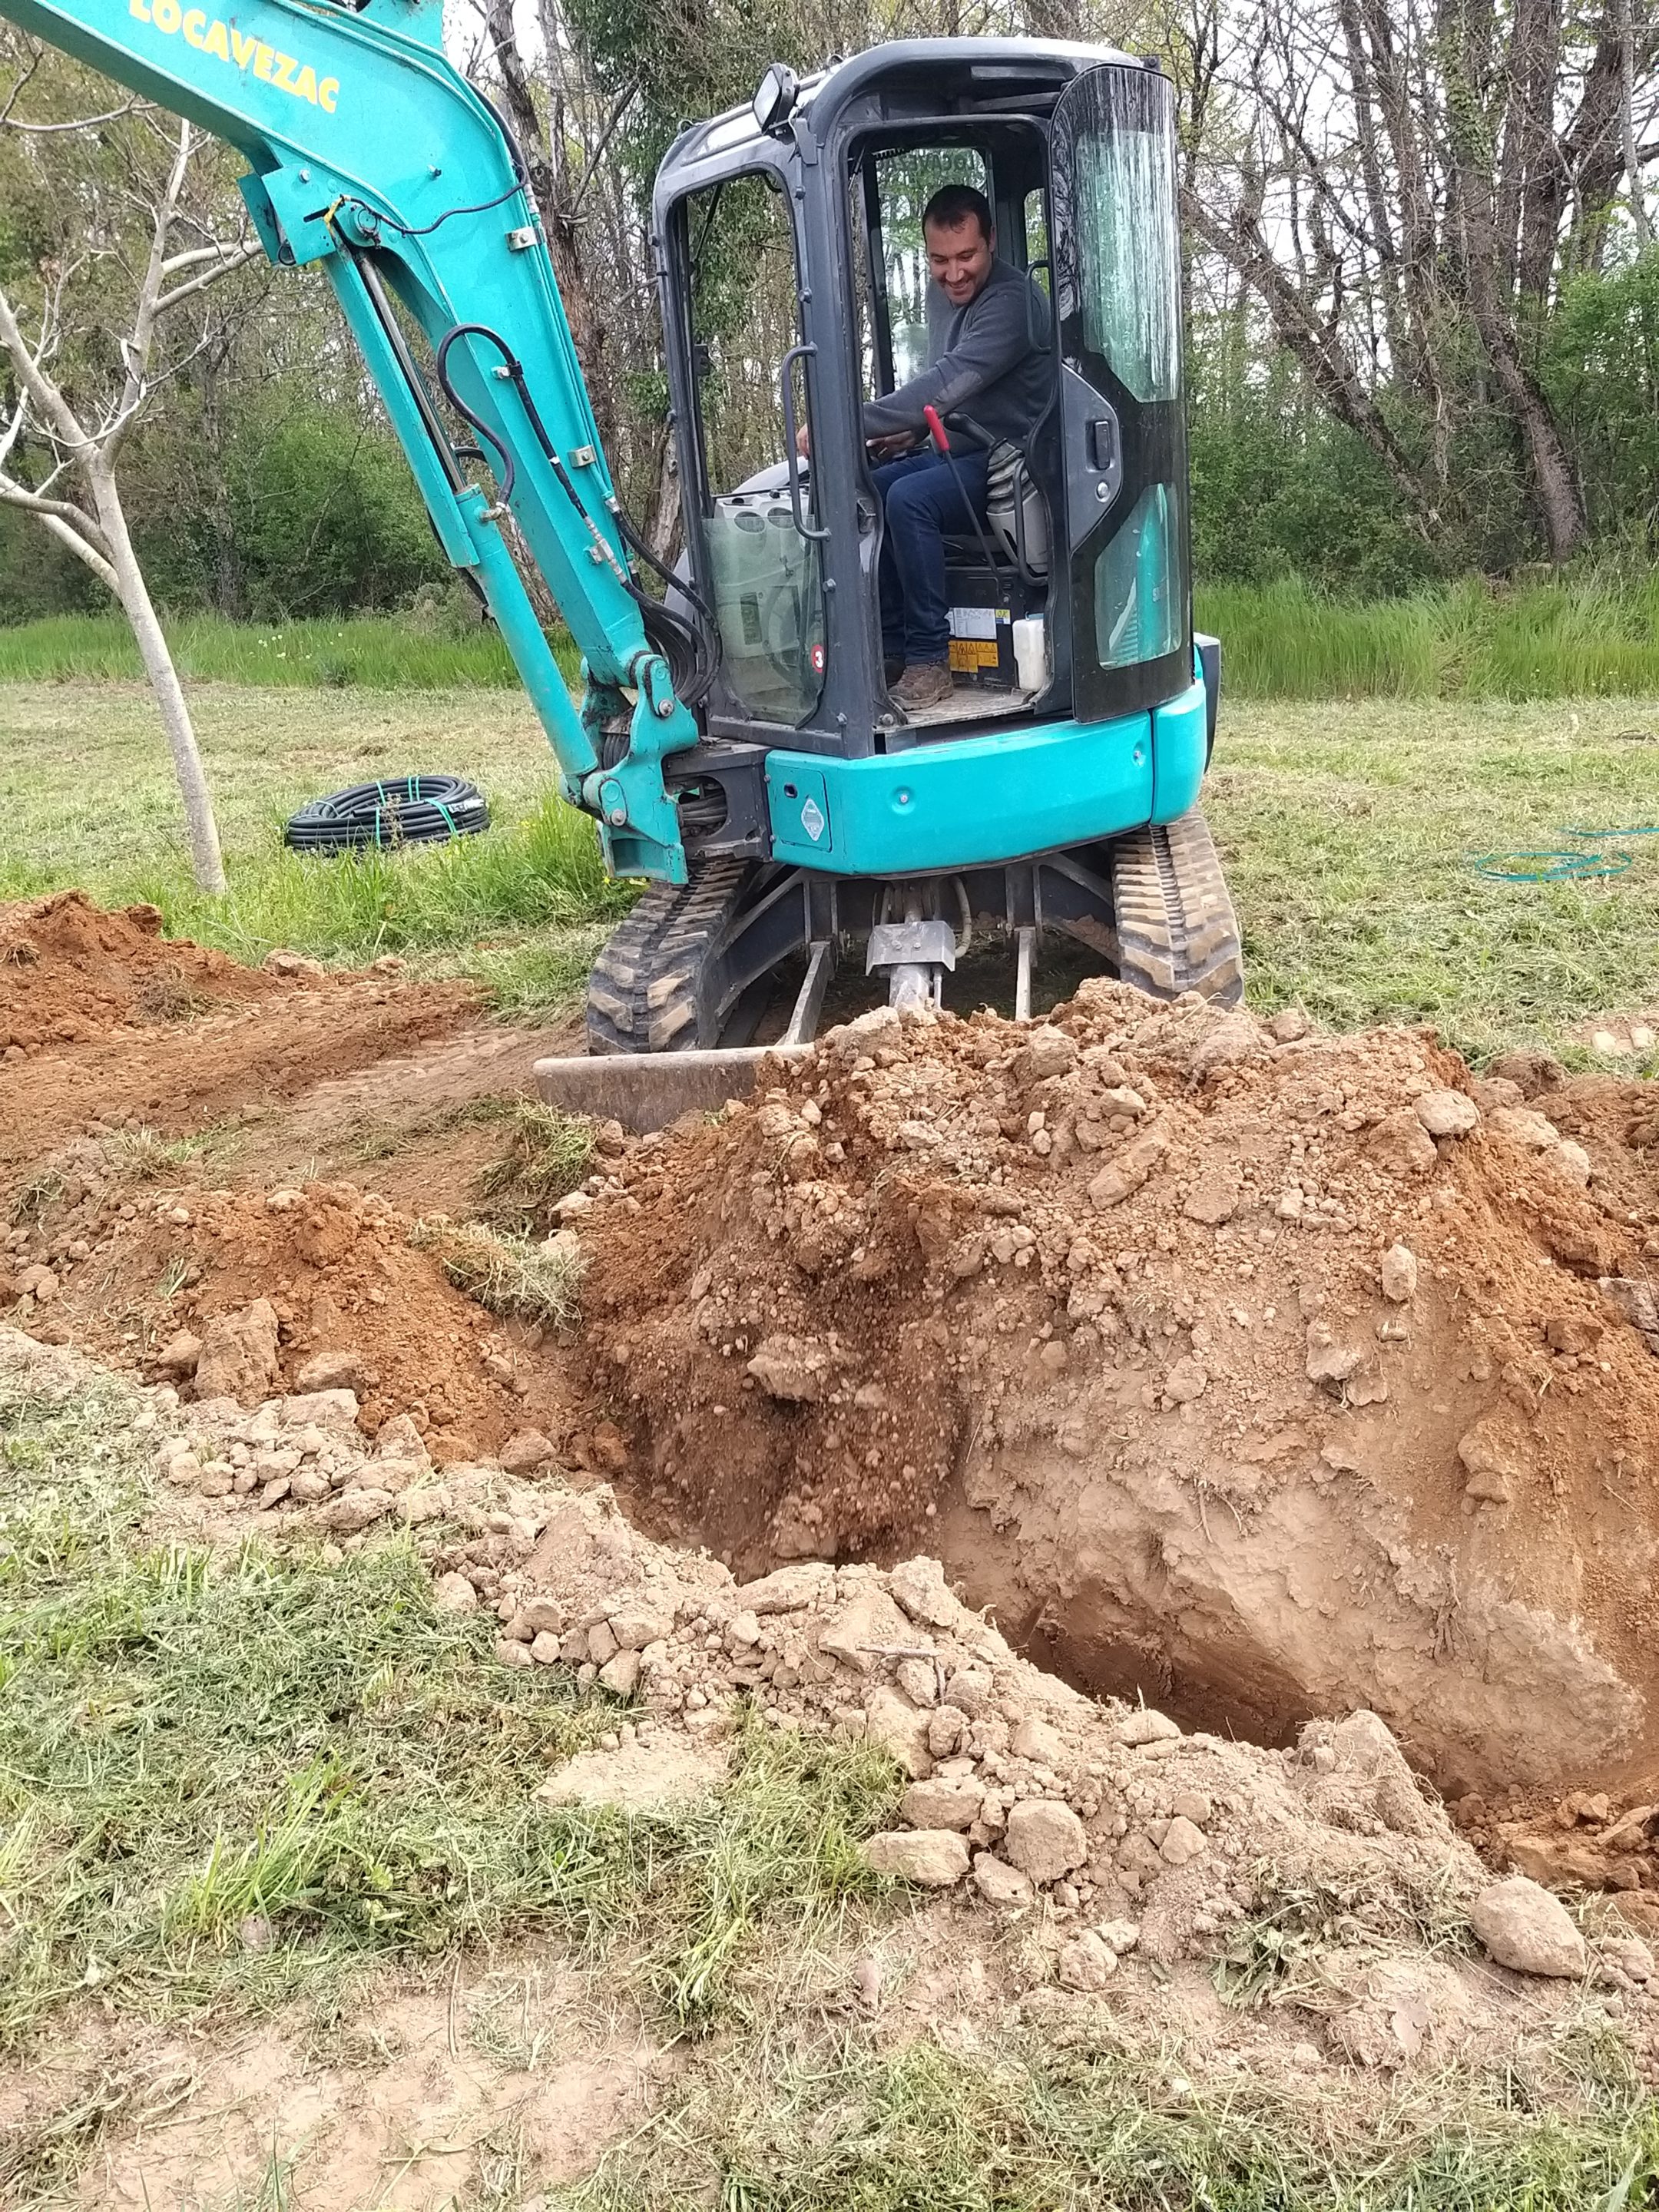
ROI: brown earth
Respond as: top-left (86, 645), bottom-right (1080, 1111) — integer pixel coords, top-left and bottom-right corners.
top-left (8, 895), bottom-right (1659, 1833)
top-left (570, 988), bottom-right (1659, 1802)
top-left (0, 893), bottom-right (577, 1448)
top-left (0, 891), bottom-right (499, 1192)
top-left (0, 889), bottom-right (280, 1048)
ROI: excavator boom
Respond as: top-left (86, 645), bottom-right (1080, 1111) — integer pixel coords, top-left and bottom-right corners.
top-left (0, 0), bottom-right (698, 881)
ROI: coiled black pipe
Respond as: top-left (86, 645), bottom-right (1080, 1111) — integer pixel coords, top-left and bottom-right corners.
top-left (283, 774), bottom-right (490, 855)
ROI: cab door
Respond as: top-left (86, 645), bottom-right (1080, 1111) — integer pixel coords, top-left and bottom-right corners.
top-left (1049, 64), bottom-right (1192, 724)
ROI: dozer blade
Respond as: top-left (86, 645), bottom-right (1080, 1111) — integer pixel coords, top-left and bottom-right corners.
top-left (533, 1044), bottom-right (810, 1133)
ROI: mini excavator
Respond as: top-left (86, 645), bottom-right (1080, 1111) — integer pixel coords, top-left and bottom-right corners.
top-left (1, 0), bottom-right (1243, 1124)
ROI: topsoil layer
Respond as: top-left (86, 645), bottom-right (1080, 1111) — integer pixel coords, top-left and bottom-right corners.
top-left (573, 986), bottom-right (1659, 1800)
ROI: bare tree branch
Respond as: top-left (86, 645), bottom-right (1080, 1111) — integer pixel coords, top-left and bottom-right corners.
top-left (154, 238), bottom-right (263, 316)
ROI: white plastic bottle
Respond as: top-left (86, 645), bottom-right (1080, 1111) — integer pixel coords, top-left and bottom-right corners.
top-left (1013, 616), bottom-right (1048, 692)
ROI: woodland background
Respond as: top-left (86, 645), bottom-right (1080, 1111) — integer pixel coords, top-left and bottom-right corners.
top-left (0, 0), bottom-right (1654, 627)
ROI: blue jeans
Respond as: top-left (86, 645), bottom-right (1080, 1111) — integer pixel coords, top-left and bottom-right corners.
top-left (873, 447), bottom-right (992, 666)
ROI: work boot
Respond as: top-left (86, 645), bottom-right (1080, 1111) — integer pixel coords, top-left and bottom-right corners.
top-left (892, 661), bottom-right (953, 710)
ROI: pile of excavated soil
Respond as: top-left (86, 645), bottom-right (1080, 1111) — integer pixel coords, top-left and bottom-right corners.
top-left (1, 1164), bottom-right (564, 1459)
top-left (0, 925), bottom-right (484, 1195)
top-left (0, 889), bottom-right (283, 1048)
top-left (29, 1318), bottom-right (1637, 2085)
top-left (572, 987), bottom-right (1659, 1801)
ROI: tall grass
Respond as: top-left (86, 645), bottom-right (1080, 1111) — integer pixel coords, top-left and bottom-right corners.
top-left (3, 575), bottom-right (1656, 702)
top-left (0, 611), bottom-right (571, 690)
top-left (142, 792), bottom-right (631, 971)
top-left (4, 575), bottom-right (1658, 704)
top-left (1195, 571), bottom-right (1659, 700)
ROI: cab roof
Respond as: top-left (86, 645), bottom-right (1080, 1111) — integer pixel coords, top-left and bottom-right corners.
top-left (659, 38), bottom-right (1144, 182)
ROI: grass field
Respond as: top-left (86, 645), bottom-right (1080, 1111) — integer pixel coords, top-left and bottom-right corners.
top-left (2, 679), bottom-right (1657, 1056)
top-left (0, 682), bottom-right (628, 1018)
top-left (5, 571), bottom-right (1659, 699)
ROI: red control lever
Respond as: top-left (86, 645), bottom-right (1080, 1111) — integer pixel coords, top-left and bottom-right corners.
top-left (923, 404), bottom-right (950, 455)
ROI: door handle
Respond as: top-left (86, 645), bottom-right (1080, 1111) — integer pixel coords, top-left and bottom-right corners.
top-left (1089, 416), bottom-right (1118, 472)
top-left (779, 342), bottom-right (831, 544)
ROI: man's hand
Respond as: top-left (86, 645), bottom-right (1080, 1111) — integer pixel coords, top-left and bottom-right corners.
top-left (866, 432), bottom-right (916, 460)
top-left (795, 424), bottom-right (811, 458)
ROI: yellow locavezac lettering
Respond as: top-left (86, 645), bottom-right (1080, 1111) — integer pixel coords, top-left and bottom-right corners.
top-left (128, 0), bottom-right (342, 114)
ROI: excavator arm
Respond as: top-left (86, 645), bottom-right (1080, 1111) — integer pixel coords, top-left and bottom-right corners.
top-left (0, 0), bottom-right (700, 881)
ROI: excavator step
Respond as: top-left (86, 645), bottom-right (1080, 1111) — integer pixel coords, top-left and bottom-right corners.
top-left (1110, 810), bottom-right (1244, 1006)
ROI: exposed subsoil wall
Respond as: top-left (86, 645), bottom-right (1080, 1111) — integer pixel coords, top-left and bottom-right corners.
top-left (574, 986), bottom-right (1659, 1797)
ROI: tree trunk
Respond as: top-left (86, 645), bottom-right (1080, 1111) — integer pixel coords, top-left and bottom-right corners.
top-left (644, 430), bottom-right (680, 564)
top-left (94, 464), bottom-right (227, 893)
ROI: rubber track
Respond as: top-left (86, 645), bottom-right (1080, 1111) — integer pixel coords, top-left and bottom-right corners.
top-left (1111, 810), bottom-right (1245, 1006)
top-left (584, 858), bottom-right (751, 1055)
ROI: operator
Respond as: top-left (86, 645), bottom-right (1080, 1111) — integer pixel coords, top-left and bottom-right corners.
top-left (797, 183), bottom-right (1052, 712)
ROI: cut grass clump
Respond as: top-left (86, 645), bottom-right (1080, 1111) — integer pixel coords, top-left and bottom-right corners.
top-left (98, 1124), bottom-right (224, 1181)
top-left (478, 1100), bottom-right (597, 1233)
top-left (409, 1214), bottom-right (585, 1325)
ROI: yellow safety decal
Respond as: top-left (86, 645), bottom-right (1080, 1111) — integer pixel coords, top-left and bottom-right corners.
top-left (128, 0), bottom-right (339, 111)
top-left (949, 638), bottom-right (1000, 671)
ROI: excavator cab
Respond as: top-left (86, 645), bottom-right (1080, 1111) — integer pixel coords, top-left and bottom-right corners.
top-left (575, 42), bottom-right (1237, 1072)
top-left (657, 42), bottom-right (1193, 755)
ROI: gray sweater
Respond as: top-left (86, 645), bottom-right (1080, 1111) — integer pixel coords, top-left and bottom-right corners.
top-left (862, 257), bottom-right (1052, 449)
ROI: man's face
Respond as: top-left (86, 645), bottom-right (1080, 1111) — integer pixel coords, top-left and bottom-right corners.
top-left (926, 214), bottom-right (995, 307)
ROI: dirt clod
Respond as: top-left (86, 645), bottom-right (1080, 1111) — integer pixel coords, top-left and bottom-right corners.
top-left (194, 1297), bottom-right (281, 1405)
top-left (863, 1829), bottom-right (972, 1885)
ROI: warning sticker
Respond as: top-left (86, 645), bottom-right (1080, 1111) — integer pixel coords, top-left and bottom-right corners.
top-left (949, 637), bottom-right (1000, 671)
top-left (948, 604), bottom-right (997, 641)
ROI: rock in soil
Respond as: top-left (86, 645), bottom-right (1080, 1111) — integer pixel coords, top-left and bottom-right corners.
top-left (863, 1830), bottom-right (972, 1886)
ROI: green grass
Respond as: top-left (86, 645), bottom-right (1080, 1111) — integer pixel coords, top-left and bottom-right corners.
top-left (1205, 694), bottom-right (1659, 1063)
top-left (566, 2029), bottom-right (1659, 2211)
top-left (0, 1363), bottom-right (901, 2065)
top-left (7, 576), bottom-right (1659, 703)
top-left (0, 680), bottom-right (630, 1016)
top-left (1195, 572), bottom-right (1659, 700)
